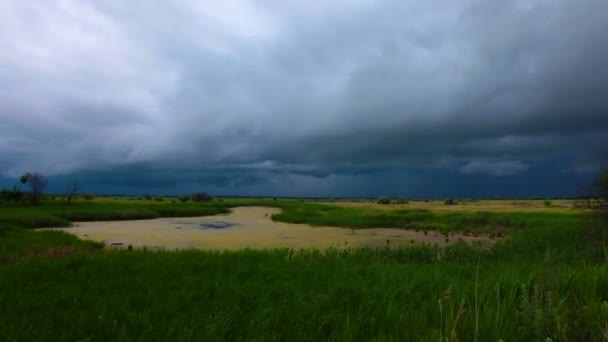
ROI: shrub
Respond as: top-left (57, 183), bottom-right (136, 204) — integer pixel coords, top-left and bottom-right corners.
top-left (192, 192), bottom-right (213, 202)
top-left (0, 186), bottom-right (24, 202)
top-left (395, 196), bottom-right (409, 204)
top-left (143, 195), bottom-right (153, 200)
top-left (82, 192), bottom-right (96, 200)
top-left (377, 197), bottom-right (391, 205)
top-left (444, 199), bottom-right (457, 205)
top-left (155, 196), bottom-right (164, 202)
top-left (579, 166), bottom-right (608, 220)
top-left (543, 200), bottom-right (552, 207)
top-left (178, 195), bottom-right (190, 203)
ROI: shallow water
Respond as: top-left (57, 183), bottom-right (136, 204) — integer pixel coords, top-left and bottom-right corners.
top-left (198, 221), bottom-right (238, 229)
top-left (41, 206), bottom-right (490, 250)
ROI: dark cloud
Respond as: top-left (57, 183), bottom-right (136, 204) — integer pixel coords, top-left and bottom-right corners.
top-left (0, 0), bottom-right (606, 196)
top-left (460, 160), bottom-right (528, 177)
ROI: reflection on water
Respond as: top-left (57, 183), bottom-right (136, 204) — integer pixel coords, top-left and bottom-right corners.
top-left (199, 221), bottom-right (238, 229)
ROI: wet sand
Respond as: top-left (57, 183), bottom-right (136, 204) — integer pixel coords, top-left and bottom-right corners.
top-left (41, 206), bottom-right (491, 250)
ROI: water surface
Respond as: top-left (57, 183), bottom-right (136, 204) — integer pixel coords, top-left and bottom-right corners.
top-left (42, 206), bottom-right (490, 250)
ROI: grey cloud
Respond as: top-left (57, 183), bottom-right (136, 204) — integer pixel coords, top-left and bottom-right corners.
top-left (460, 160), bottom-right (528, 177)
top-left (0, 0), bottom-right (607, 196)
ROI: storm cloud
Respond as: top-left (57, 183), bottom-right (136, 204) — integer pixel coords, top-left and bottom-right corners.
top-left (1, 0), bottom-right (607, 196)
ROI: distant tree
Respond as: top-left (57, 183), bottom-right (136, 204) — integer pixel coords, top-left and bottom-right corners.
top-left (20, 172), bottom-right (47, 205)
top-left (444, 199), bottom-right (457, 205)
top-left (65, 180), bottom-right (79, 204)
top-left (395, 196), bottom-right (409, 204)
top-left (192, 192), bottom-right (213, 202)
top-left (579, 166), bottom-right (608, 220)
top-left (82, 192), bottom-right (96, 200)
top-left (377, 196), bottom-right (391, 205)
top-left (0, 185), bottom-right (24, 202)
top-left (178, 195), bottom-right (190, 203)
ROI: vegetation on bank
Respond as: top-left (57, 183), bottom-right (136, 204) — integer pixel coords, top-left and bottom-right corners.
top-left (0, 196), bottom-right (585, 237)
top-left (271, 201), bottom-right (547, 236)
top-left (0, 193), bottom-right (607, 340)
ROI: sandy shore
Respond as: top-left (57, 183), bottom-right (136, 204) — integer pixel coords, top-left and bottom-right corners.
top-left (40, 206), bottom-right (491, 250)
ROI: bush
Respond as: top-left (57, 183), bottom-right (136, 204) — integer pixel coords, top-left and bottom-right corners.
top-left (544, 200), bottom-right (552, 207)
top-left (444, 199), bottom-right (457, 205)
top-left (192, 192), bottom-right (213, 202)
top-left (178, 195), bottom-right (190, 203)
top-left (82, 192), bottom-right (96, 200)
top-left (579, 167), bottom-right (608, 220)
top-left (377, 197), bottom-right (391, 205)
top-left (395, 196), bottom-right (409, 204)
top-left (155, 196), bottom-right (164, 202)
top-left (144, 195), bottom-right (153, 200)
top-left (0, 186), bottom-right (24, 202)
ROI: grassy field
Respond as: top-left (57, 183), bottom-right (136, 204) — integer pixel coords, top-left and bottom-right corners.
top-left (328, 198), bottom-right (580, 212)
top-left (1, 198), bottom-right (607, 340)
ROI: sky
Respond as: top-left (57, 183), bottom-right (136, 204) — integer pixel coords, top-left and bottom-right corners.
top-left (1, 0), bottom-right (607, 198)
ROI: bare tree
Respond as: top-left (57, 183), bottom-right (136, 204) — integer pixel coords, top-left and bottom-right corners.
top-left (65, 179), bottom-right (80, 204)
top-left (20, 172), bottom-right (48, 205)
top-left (579, 167), bottom-right (608, 220)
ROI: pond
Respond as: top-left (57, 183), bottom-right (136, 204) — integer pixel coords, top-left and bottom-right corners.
top-left (41, 206), bottom-right (490, 250)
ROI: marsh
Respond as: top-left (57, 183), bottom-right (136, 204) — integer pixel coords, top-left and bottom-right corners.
top-left (42, 206), bottom-right (491, 250)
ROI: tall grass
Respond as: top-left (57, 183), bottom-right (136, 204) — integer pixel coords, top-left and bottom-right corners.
top-left (0, 198), bottom-right (606, 340)
top-left (1, 247), bottom-right (607, 340)
top-left (270, 201), bottom-right (580, 236)
top-left (0, 200), bottom-right (230, 228)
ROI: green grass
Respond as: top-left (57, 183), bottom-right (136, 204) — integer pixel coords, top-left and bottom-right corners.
top-left (270, 201), bottom-right (579, 237)
top-left (0, 197), bottom-right (580, 235)
top-left (0, 200), bottom-right (232, 228)
top-left (0, 198), bottom-right (607, 340)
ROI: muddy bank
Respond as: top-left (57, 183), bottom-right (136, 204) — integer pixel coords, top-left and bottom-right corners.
top-left (40, 206), bottom-right (491, 250)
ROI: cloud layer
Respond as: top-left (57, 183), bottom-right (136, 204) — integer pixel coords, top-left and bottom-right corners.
top-left (1, 0), bottom-right (607, 196)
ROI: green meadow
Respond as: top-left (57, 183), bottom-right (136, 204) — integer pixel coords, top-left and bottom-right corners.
top-left (1, 198), bottom-right (607, 340)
